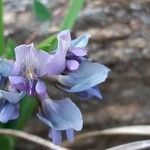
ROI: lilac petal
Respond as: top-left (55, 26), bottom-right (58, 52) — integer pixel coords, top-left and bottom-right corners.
top-left (33, 47), bottom-right (50, 76)
top-left (9, 76), bottom-right (28, 92)
top-left (14, 44), bottom-right (32, 73)
top-left (37, 98), bottom-right (83, 131)
top-left (66, 129), bottom-right (74, 142)
top-left (77, 86), bottom-right (102, 99)
top-left (14, 44), bottom-right (50, 76)
top-left (0, 58), bottom-right (13, 76)
top-left (70, 47), bottom-right (87, 56)
top-left (0, 103), bottom-right (19, 123)
top-left (49, 129), bottom-right (62, 145)
top-left (46, 56), bottom-right (66, 75)
top-left (66, 60), bottom-right (79, 71)
top-left (14, 44), bottom-right (30, 64)
top-left (57, 29), bottom-right (71, 50)
top-left (45, 50), bottom-right (67, 75)
top-left (9, 76), bottom-right (26, 84)
top-left (0, 90), bottom-right (25, 103)
top-left (35, 81), bottom-right (46, 98)
top-left (46, 30), bottom-right (71, 75)
top-left (11, 109), bottom-right (19, 120)
top-left (71, 33), bottom-right (91, 48)
top-left (86, 87), bottom-right (102, 99)
top-left (58, 60), bottom-right (110, 92)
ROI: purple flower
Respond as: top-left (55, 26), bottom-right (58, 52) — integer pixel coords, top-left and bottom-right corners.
top-left (45, 30), bottom-right (109, 100)
top-left (9, 44), bottom-right (49, 97)
top-left (46, 30), bottom-right (91, 75)
top-left (37, 30), bottom-right (109, 144)
top-left (37, 97), bottom-right (82, 144)
top-left (49, 128), bottom-right (74, 145)
top-left (57, 60), bottom-right (110, 99)
top-left (5, 30), bottom-right (109, 145)
top-left (0, 90), bottom-right (25, 123)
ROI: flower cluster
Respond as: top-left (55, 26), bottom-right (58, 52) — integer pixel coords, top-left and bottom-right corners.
top-left (0, 30), bottom-right (109, 144)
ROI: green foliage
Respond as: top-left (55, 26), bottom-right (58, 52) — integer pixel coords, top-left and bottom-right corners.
top-left (0, 136), bottom-right (14, 150)
top-left (0, 0), bottom-right (4, 55)
top-left (5, 97), bottom-right (37, 130)
top-left (6, 39), bottom-right (16, 59)
top-left (0, 1), bottom-right (14, 148)
top-left (38, 35), bottom-right (57, 52)
top-left (13, 97), bottom-right (38, 129)
top-left (33, 0), bottom-right (51, 22)
top-left (61, 0), bottom-right (85, 30)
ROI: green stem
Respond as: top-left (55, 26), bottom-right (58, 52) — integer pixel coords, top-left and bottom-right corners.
top-left (0, 0), bottom-right (4, 55)
top-left (60, 0), bottom-right (85, 30)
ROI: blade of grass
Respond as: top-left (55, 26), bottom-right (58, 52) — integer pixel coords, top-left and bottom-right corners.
top-left (6, 38), bottom-right (16, 59)
top-left (14, 97), bottom-right (38, 129)
top-left (0, 1), bottom-right (15, 149)
top-left (0, 0), bottom-right (4, 55)
top-left (0, 124), bottom-right (14, 150)
top-left (61, 0), bottom-right (85, 30)
top-left (0, 136), bottom-right (14, 150)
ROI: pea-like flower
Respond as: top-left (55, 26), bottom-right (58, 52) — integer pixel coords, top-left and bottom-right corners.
top-left (57, 60), bottom-right (110, 99)
top-left (46, 30), bottom-right (110, 99)
top-left (57, 30), bottom-right (90, 71)
top-left (9, 44), bottom-right (50, 98)
top-left (37, 97), bottom-right (82, 144)
top-left (0, 90), bottom-right (25, 123)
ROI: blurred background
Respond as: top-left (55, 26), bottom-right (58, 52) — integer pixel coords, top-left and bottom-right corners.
top-left (3, 0), bottom-right (150, 149)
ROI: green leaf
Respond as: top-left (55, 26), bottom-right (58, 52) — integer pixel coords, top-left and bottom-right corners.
top-left (6, 38), bottom-right (16, 59)
top-left (7, 96), bottom-right (38, 130)
top-left (61, 0), bottom-right (85, 30)
top-left (0, 123), bottom-right (14, 150)
top-left (14, 97), bottom-right (37, 129)
top-left (38, 35), bottom-right (57, 52)
top-left (33, 0), bottom-right (51, 22)
top-left (0, 136), bottom-right (14, 150)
